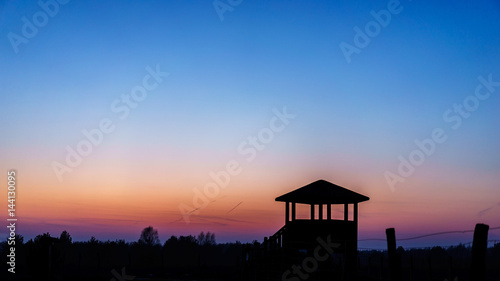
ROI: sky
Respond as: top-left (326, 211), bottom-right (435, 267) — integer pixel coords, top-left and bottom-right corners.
top-left (0, 0), bottom-right (499, 249)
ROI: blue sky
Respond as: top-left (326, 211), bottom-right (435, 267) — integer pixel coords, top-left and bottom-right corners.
top-left (0, 0), bottom-right (499, 245)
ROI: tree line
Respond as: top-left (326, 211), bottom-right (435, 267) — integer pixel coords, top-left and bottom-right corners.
top-left (0, 226), bottom-right (246, 280)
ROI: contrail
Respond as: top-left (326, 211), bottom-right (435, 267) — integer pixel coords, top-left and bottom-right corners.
top-left (227, 201), bottom-right (243, 213)
top-left (477, 202), bottom-right (500, 217)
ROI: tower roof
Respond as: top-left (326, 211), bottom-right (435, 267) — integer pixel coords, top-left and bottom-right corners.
top-left (275, 179), bottom-right (369, 204)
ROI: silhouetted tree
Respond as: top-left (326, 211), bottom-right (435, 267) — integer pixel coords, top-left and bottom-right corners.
top-left (198, 231), bottom-right (216, 246)
top-left (178, 235), bottom-right (197, 245)
top-left (139, 226), bottom-right (160, 246)
top-left (207, 232), bottom-right (215, 245)
top-left (14, 234), bottom-right (24, 245)
top-left (89, 236), bottom-right (99, 245)
top-left (26, 233), bottom-right (61, 279)
top-left (198, 231), bottom-right (205, 244)
top-left (116, 239), bottom-right (127, 246)
top-left (164, 235), bottom-right (178, 248)
top-left (59, 230), bottom-right (72, 244)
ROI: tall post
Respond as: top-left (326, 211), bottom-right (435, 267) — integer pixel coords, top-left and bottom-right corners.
top-left (352, 203), bottom-right (360, 280)
top-left (310, 204), bottom-right (315, 220)
top-left (470, 223), bottom-right (489, 281)
top-left (285, 201), bottom-right (290, 224)
top-left (344, 204), bottom-right (348, 221)
top-left (354, 203), bottom-right (359, 268)
top-left (353, 203), bottom-right (358, 223)
top-left (327, 204), bottom-right (331, 220)
top-left (291, 202), bottom-right (296, 221)
top-left (318, 204), bottom-right (323, 220)
top-left (386, 228), bottom-right (402, 281)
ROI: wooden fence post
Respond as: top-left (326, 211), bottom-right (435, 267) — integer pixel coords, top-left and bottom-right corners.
top-left (386, 228), bottom-right (402, 281)
top-left (470, 223), bottom-right (489, 281)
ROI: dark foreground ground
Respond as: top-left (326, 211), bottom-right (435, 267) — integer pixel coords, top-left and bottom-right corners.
top-left (1, 235), bottom-right (499, 281)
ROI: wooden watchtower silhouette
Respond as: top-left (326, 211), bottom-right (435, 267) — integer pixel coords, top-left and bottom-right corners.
top-left (270, 179), bottom-right (370, 280)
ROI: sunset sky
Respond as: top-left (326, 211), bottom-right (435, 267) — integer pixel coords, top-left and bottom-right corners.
top-left (1, 0), bottom-right (499, 249)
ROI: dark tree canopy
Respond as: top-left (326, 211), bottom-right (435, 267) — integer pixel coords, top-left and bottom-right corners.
top-left (139, 226), bottom-right (160, 246)
top-left (60, 230), bottom-right (72, 244)
top-left (198, 231), bottom-right (216, 246)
